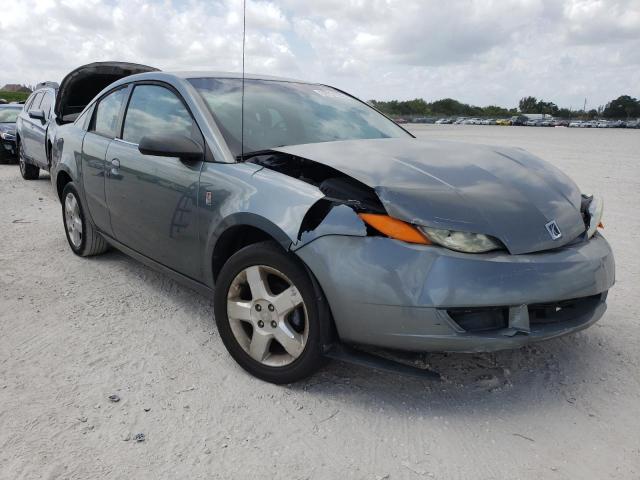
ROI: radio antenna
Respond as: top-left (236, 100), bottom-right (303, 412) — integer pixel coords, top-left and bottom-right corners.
top-left (241, 0), bottom-right (246, 160)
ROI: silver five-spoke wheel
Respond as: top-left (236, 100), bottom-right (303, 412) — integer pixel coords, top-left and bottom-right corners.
top-left (227, 265), bottom-right (308, 367)
top-left (64, 193), bottom-right (83, 248)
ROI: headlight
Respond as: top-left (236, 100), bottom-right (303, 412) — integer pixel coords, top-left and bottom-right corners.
top-left (0, 131), bottom-right (16, 141)
top-left (418, 226), bottom-right (503, 253)
top-left (586, 195), bottom-right (604, 238)
top-left (358, 213), bottom-right (430, 244)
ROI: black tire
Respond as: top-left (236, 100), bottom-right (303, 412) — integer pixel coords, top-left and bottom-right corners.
top-left (214, 241), bottom-right (327, 384)
top-left (61, 182), bottom-right (109, 257)
top-left (18, 140), bottom-right (39, 180)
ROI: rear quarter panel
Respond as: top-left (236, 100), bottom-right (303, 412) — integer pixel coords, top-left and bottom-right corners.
top-left (50, 122), bottom-right (86, 198)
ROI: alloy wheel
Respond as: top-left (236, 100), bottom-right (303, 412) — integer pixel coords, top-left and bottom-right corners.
top-left (64, 193), bottom-right (83, 248)
top-left (226, 265), bottom-right (309, 367)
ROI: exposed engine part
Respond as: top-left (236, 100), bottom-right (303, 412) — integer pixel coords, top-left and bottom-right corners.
top-left (248, 151), bottom-right (387, 244)
top-left (247, 152), bottom-right (385, 213)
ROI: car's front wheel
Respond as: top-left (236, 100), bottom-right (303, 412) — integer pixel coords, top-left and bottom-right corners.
top-left (214, 241), bottom-right (326, 383)
top-left (18, 140), bottom-right (40, 180)
top-left (61, 183), bottom-right (109, 257)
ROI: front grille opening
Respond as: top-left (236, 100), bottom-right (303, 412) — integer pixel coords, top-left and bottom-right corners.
top-left (447, 307), bottom-right (508, 332)
top-left (447, 294), bottom-right (603, 333)
top-left (528, 294), bottom-right (602, 325)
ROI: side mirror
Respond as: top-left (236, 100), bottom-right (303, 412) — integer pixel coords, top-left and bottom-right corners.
top-left (138, 134), bottom-right (203, 161)
top-left (29, 110), bottom-right (46, 122)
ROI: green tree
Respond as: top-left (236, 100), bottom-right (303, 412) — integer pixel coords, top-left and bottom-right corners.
top-left (518, 96), bottom-right (538, 113)
top-left (602, 95), bottom-right (640, 119)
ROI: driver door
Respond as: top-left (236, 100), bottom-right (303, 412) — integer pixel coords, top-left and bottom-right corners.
top-left (105, 83), bottom-right (204, 280)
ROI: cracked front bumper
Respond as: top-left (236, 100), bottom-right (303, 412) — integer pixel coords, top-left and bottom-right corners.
top-left (295, 233), bottom-right (615, 352)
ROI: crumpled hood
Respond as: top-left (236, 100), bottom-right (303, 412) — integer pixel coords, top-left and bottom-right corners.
top-left (274, 137), bottom-right (586, 254)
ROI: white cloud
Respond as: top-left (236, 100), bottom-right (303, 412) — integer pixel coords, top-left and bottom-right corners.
top-left (0, 0), bottom-right (638, 108)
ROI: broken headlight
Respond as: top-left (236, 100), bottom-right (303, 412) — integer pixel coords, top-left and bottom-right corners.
top-left (0, 130), bottom-right (16, 141)
top-left (585, 195), bottom-right (604, 238)
top-left (418, 226), bottom-right (503, 253)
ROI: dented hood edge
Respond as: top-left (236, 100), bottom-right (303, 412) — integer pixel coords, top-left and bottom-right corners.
top-left (274, 138), bottom-right (587, 254)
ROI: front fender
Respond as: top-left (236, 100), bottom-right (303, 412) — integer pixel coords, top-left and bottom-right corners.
top-left (199, 162), bottom-right (323, 286)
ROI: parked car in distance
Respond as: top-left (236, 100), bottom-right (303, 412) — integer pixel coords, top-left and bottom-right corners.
top-left (47, 64), bottom-right (616, 383)
top-left (0, 104), bottom-right (22, 163)
top-left (15, 81), bottom-right (59, 179)
top-left (495, 118), bottom-right (510, 126)
top-left (510, 115), bottom-right (528, 126)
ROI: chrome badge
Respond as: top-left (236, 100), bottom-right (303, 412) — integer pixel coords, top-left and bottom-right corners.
top-left (545, 220), bottom-right (562, 240)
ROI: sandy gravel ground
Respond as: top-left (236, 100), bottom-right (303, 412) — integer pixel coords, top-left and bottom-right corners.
top-left (1, 125), bottom-right (639, 479)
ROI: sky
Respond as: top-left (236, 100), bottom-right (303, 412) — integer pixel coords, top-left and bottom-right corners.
top-left (1, 0), bottom-right (639, 109)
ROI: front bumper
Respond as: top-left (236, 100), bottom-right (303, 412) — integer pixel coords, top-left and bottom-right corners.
top-left (295, 233), bottom-right (615, 352)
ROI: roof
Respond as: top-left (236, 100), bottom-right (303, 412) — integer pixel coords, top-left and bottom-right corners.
top-left (167, 71), bottom-right (315, 84)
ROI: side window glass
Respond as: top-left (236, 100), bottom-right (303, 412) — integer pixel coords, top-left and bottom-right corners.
top-left (122, 85), bottom-right (196, 145)
top-left (74, 104), bottom-right (94, 131)
top-left (29, 92), bottom-right (43, 112)
top-left (92, 88), bottom-right (126, 138)
top-left (24, 94), bottom-right (36, 111)
top-left (39, 92), bottom-right (53, 119)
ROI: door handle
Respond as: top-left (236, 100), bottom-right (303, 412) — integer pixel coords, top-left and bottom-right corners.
top-left (110, 158), bottom-right (121, 176)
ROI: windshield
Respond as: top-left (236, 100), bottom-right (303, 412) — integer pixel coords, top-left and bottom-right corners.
top-left (188, 78), bottom-right (410, 157)
top-left (0, 108), bottom-right (20, 123)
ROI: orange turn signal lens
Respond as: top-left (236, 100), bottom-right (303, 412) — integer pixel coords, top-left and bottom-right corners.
top-left (358, 213), bottom-right (431, 245)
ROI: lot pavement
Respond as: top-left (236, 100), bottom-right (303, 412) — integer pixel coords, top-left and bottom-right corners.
top-left (1, 125), bottom-right (639, 479)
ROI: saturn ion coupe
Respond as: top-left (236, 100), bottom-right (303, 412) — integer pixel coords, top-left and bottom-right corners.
top-left (46, 62), bottom-right (614, 383)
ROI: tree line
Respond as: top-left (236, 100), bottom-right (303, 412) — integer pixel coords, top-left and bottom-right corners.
top-left (369, 95), bottom-right (640, 120)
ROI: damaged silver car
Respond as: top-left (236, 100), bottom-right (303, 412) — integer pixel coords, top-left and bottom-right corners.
top-left (50, 64), bottom-right (615, 383)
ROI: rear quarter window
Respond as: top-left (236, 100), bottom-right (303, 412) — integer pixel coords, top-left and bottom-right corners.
top-left (92, 88), bottom-right (127, 138)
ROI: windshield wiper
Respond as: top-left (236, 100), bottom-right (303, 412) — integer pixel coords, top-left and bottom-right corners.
top-left (236, 146), bottom-right (287, 162)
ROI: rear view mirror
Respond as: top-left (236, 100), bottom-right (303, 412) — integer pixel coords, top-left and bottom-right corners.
top-left (28, 110), bottom-right (45, 122)
top-left (138, 134), bottom-right (203, 161)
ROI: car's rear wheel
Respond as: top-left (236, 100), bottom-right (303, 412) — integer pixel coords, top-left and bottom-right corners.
top-left (61, 183), bottom-right (109, 257)
top-left (18, 141), bottom-right (39, 180)
top-left (214, 241), bottom-right (326, 383)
